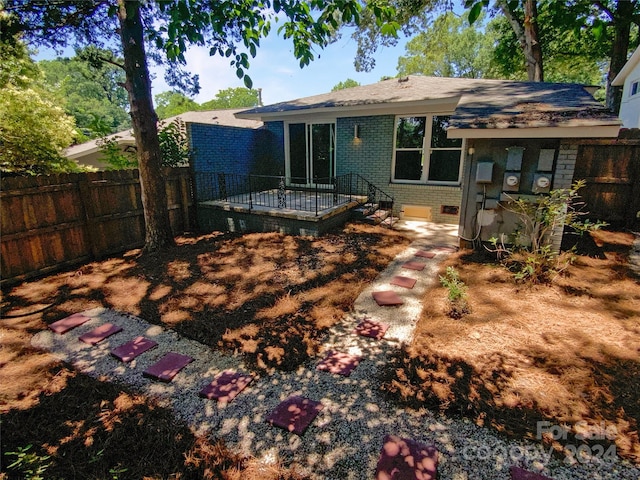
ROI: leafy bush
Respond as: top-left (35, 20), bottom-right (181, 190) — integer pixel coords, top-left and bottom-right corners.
top-left (99, 118), bottom-right (193, 170)
top-left (488, 180), bottom-right (606, 283)
top-left (439, 266), bottom-right (470, 319)
top-left (5, 444), bottom-right (51, 480)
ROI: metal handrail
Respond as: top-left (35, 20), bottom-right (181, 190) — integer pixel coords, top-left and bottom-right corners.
top-left (194, 172), bottom-right (394, 222)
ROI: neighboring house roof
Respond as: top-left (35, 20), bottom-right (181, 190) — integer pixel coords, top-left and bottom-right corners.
top-left (612, 46), bottom-right (640, 86)
top-left (65, 108), bottom-right (263, 160)
top-left (237, 76), bottom-right (620, 138)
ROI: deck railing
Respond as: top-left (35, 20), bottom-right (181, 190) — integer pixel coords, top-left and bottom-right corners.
top-left (194, 172), bottom-right (394, 218)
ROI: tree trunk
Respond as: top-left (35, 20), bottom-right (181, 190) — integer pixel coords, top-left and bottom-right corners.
top-left (605, 0), bottom-right (635, 113)
top-left (117, 0), bottom-right (174, 251)
top-left (499, 0), bottom-right (544, 81)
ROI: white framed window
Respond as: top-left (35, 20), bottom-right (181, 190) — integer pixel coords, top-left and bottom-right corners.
top-left (391, 115), bottom-right (463, 184)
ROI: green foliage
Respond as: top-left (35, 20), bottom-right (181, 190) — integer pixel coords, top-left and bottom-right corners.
top-left (0, 38), bottom-right (41, 88)
top-left (154, 91), bottom-right (200, 119)
top-left (439, 266), bottom-right (471, 319)
top-left (5, 444), bottom-right (51, 480)
top-left (331, 78), bottom-right (361, 91)
top-left (97, 135), bottom-right (137, 170)
top-left (99, 118), bottom-right (192, 170)
top-left (39, 47), bottom-right (130, 139)
top-left (488, 181), bottom-right (607, 283)
top-left (157, 118), bottom-right (193, 168)
top-left (200, 87), bottom-right (260, 109)
top-left (397, 11), bottom-right (497, 79)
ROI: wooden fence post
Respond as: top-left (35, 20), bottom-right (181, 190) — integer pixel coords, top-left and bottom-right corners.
top-left (78, 176), bottom-right (100, 259)
top-left (180, 172), bottom-right (191, 231)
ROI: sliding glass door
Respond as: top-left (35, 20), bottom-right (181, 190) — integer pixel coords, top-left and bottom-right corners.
top-left (288, 122), bottom-right (335, 186)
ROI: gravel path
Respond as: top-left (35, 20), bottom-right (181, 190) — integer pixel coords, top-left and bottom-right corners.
top-left (32, 223), bottom-right (640, 480)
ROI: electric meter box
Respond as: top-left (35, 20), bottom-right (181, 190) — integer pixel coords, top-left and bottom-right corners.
top-left (533, 174), bottom-right (552, 194)
top-left (476, 162), bottom-right (494, 183)
top-left (502, 172), bottom-right (521, 192)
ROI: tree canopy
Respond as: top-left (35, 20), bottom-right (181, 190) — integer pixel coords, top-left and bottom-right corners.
top-left (200, 87), bottom-right (260, 109)
top-left (154, 87), bottom-right (261, 119)
top-left (397, 11), bottom-right (496, 78)
top-left (39, 48), bottom-right (131, 140)
top-left (0, 38), bottom-right (78, 175)
top-left (331, 78), bottom-right (361, 90)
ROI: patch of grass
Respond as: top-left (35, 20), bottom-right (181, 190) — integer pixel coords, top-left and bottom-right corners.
top-left (382, 230), bottom-right (640, 464)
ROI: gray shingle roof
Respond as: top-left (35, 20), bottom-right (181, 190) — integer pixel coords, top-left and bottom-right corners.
top-left (238, 76), bottom-right (619, 129)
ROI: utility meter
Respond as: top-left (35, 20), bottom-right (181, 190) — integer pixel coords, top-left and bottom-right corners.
top-left (502, 172), bottom-right (521, 192)
top-left (533, 174), bottom-right (552, 194)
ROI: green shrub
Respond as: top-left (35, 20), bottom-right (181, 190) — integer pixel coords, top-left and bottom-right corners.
top-left (489, 180), bottom-right (606, 284)
top-left (439, 266), bottom-right (471, 319)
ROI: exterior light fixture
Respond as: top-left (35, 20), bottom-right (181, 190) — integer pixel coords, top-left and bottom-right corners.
top-left (354, 124), bottom-right (360, 139)
top-left (468, 147), bottom-right (475, 156)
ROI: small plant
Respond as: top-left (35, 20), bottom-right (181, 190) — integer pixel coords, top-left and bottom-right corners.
top-left (439, 266), bottom-right (471, 319)
top-left (488, 180), bottom-right (606, 283)
top-left (5, 444), bottom-right (51, 480)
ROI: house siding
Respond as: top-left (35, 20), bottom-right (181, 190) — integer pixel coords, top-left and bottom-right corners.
top-left (190, 122), bottom-right (284, 176)
top-left (336, 115), bottom-right (462, 224)
top-left (618, 59), bottom-right (640, 129)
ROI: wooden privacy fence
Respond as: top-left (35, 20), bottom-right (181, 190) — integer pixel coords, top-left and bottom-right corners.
top-left (1, 167), bottom-right (193, 286)
top-left (575, 132), bottom-right (640, 229)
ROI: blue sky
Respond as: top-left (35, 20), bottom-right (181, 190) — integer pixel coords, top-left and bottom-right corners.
top-left (149, 27), bottom-right (409, 106)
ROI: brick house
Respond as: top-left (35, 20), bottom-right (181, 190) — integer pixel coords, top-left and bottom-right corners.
top-left (232, 76), bottom-right (620, 243)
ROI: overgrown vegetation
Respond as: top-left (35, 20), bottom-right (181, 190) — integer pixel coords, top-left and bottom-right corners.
top-left (488, 181), bottom-right (606, 283)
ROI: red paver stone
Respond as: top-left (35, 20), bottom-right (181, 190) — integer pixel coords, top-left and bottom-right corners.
top-left (143, 352), bottom-right (194, 382)
top-left (199, 371), bottom-right (254, 403)
top-left (375, 434), bottom-right (438, 480)
top-left (111, 336), bottom-right (158, 362)
top-left (372, 290), bottom-right (404, 306)
top-left (415, 250), bottom-right (437, 259)
top-left (79, 323), bottom-right (123, 345)
top-left (510, 466), bottom-right (553, 480)
top-left (402, 261), bottom-right (427, 271)
top-left (48, 313), bottom-right (91, 334)
top-left (316, 351), bottom-right (361, 376)
top-left (354, 319), bottom-right (389, 340)
top-left (266, 395), bottom-right (323, 435)
top-left (390, 275), bottom-right (417, 289)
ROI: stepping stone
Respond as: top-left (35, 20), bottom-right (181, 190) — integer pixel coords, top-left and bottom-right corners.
top-left (390, 275), bottom-right (417, 289)
top-left (111, 336), bottom-right (158, 362)
top-left (372, 290), bottom-right (404, 306)
top-left (510, 466), bottom-right (553, 480)
top-left (266, 395), bottom-right (323, 435)
top-left (79, 323), bottom-right (123, 345)
top-left (375, 434), bottom-right (438, 480)
top-left (402, 261), bottom-right (427, 271)
top-left (199, 370), bottom-right (253, 403)
top-left (415, 250), bottom-right (437, 259)
top-left (48, 313), bottom-right (90, 334)
top-left (316, 350), bottom-right (361, 376)
top-left (143, 352), bottom-right (194, 382)
top-left (354, 319), bottom-right (389, 340)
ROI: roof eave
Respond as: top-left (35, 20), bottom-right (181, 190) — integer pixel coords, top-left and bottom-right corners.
top-left (612, 46), bottom-right (640, 86)
top-left (448, 124), bottom-right (621, 139)
top-left (235, 97), bottom-right (462, 121)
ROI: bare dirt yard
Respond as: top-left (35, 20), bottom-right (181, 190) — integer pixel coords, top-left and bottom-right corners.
top-left (0, 223), bottom-right (408, 479)
top-left (382, 229), bottom-right (640, 466)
